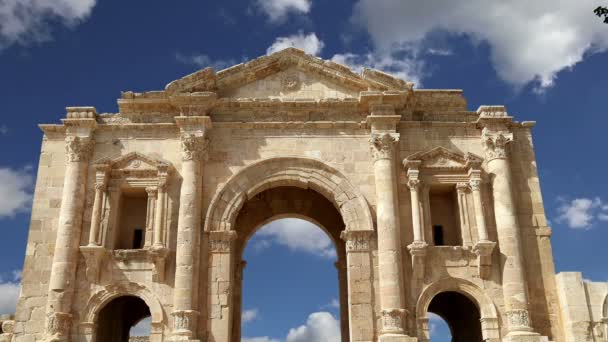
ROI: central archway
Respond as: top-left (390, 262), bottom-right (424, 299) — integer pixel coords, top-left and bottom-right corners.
top-left (204, 157), bottom-right (376, 342)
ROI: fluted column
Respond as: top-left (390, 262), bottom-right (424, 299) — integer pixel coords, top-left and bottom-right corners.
top-left (145, 187), bottom-right (157, 248)
top-left (481, 126), bottom-right (536, 336)
top-left (370, 132), bottom-right (408, 339)
top-left (172, 128), bottom-right (208, 339)
top-left (46, 134), bottom-right (94, 341)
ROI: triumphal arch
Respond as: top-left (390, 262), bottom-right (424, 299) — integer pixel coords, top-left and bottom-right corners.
top-left (4, 48), bottom-right (608, 342)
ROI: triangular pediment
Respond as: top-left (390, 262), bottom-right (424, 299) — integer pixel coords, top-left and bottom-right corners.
top-left (405, 147), bottom-right (482, 170)
top-left (96, 152), bottom-right (170, 172)
top-left (164, 48), bottom-right (412, 98)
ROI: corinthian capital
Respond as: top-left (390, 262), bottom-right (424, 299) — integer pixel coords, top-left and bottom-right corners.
top-left (481, 127), bottom-right (512, 161)
top-left (180, 133), bottom-right (208, 161)
top-left (65, 136), bottom-right (93, 162)
top-left (370, 133), bottom-right (399, 161)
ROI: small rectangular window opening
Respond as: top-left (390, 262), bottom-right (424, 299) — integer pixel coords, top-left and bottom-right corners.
top-left (132, 229), bottom-right (144, 249)
top-left (433, 225), bottom-right (444, 246)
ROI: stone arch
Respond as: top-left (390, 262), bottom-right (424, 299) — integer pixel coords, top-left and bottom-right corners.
top-left (204, 156), bottom-right (374, 233)
top-left (79, 282), bottom-right (165, 341)
top-left (416, 277), bottom-right (500, 341)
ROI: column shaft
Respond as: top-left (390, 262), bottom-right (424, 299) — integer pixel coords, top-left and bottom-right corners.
top-left (470, 180), bottom-right (489, 241)
top-left (370, 133), bottom-right (408, 337)
top-left (87, 185), bottom-right (104, 246)
top-left (153, 186), bottom-right (165, 247)
top-left (46, 136), bottom-right (92, 340)
top-left (409, 182), bottom-right (423, 243)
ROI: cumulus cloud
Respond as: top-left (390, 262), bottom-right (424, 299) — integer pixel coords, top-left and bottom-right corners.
top-left (256, 0), bottom-right (311, 22)
top-left (286, 312), bottom-right (341, 342)
top-left (267, 32), bottom-right (324, 56)
top-left (0, 0), bottom-right (96, 49)
top-left (242, 308), bottom-right (259, 323)
top-left (254, 218), bottom-right (336, 258)
top-left (175, 52), bottom-right (238, 71)
top-left (351, 0), bottom-right (608, 90)
top-left (557, 197), bottom-right (608, 229)
top-left (0, 167), bottom-right (34, 218)
top-left (0, 271), bottom-right (21, 315)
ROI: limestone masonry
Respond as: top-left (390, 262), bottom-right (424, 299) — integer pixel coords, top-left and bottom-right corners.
top-left (2, 48), bottom-right (607, 342)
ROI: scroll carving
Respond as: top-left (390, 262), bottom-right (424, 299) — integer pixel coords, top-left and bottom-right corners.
top-left (65, 136), bottom-right (93, 162)
top-left (481, 127), bottom-right (512, 161)
top-left (180, 133), bottom-right (208, 161)
top-left (370, 133), bottom-right (399, 161)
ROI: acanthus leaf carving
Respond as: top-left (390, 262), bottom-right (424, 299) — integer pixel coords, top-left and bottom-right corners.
top-left (381, 308), bottom-right (406, 333)
top-left (340, 230), bottom-right (374, 253)
top-left (481, 127), bottom-right (512, 161)
top-left (506, 309), bottom-right (532, 331)
top-left (65, 136), bottom-right (93, 162)
top-left (180, 133), bottom-right (208, 161)
top-left (370, 133), bottom-right (399, 161)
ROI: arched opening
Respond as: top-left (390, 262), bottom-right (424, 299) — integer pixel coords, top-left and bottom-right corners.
top-left (96, 296), bottom-right (151, 342)
top-left (427, 292), bottom-right (482, 342)
top-left (231, 186), bottom-right (348, 342)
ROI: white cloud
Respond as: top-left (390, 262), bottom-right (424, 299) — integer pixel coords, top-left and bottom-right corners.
top-left (256, 0), bottom-right (311, 22)
top-left (0, 0), bottom-right (96, 49)
top-left (130, 316), bottom-right (151, 336)
top-left (0, 167), bottom-right (34, 218)
top-left (242, 308), bottom-right (259, 323)
top-left (331, 51), bottom-right (424, 86)
top-left (286, 312), bottom-right (341, 342)
top-left (0, 271), bottom-right (21, 315)
top-left (351, 0), bottom-right (608, 90)
top-left (267, 32), bottom-right (324, 56)
top-left (175, 53), bottom-right (237, 71)
top-left (256, 218), bottom-right (336, 258)
top-left (242, 337), bottom-right (281, 342)
top-left (0, 125), bottom-right (8, 135)
top-left (557, 197), bottom-right (608, 229)
top-left (321, 298), bottom-right (339, 310)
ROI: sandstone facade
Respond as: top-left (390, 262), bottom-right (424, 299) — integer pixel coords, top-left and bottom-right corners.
top-left (8, 48), bottom-right (608, 342)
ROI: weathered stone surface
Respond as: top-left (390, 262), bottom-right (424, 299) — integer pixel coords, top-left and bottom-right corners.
top-left (9, 48), bottom-right (605, 342)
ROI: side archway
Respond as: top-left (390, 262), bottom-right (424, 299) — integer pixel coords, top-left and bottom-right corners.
top-left (416, 278), bottom-right (500, 341)
top-left (79, 282), bottom-right (165, 342)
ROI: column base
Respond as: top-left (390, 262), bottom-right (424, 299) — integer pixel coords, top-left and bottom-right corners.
top-left (378, 334), bottom-right (418, 342)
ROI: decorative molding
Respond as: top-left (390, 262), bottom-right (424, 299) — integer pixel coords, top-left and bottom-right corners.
top-left (208, 231), bottom-right (237, 253)
top-left (171, 310), bottom-right (199, 336)
top-left (46, 312), bottom-right (72, 337)
top-left (370, 133), bottom-right (399, 161)
top-left (481, 127), bottom-right (513, 161)
top-left (65, 136), bottom-right (93, 162)
top-left (506, 309), bottom-right (532, 331)
top-left (408, 241), bottom-right (428, 282)
top-left (473, 240), bottom-right (496, 279)
top-left (381, 308), bottom-right (406, 334)
top-left (404, 146), bottom-right (482, 171)
top-left (148, 246), bottom-right (169, 283)
top-left (340, 230), bottom-right (374, 253)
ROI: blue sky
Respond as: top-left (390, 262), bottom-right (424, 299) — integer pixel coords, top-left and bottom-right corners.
top-left (1, 0), bottom-right (607, 341)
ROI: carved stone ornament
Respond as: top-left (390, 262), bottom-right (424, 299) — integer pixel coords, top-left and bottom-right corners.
top-left (46, 312), bottom-right (72, 336)
top-left (171, 310), bottom-right (199, 334)
top-left (208, 231), bottom-right (237, 253)
top-left (407, 241), bottom-right (428, 281)
top-left (149, 246), bottom-right (169, 283)
top-left (370, 133), bottom-right (399, 161)
top-left (1, 320), bottom-right (14, 334)
top-left (506, 309), bottom-right (532, 330)
top-left (473, 240), bottom-right (496, 279)
top-left (481, 127), bottom-right (512, 161)
top-left (65, 136), bottom-right (93, 162)
top-left (381, 309), bottom-right (406, 333)
top-left (80, 246), bottom-right (109, 283)
top-left (180, 133), bottom-right (208, 161)
top-left (340, 230), bottom-right (374, 253)
top-left (281, 73), bottom-right (301, 91)
top-left (469, 178), bottom-right (482, 191)
top-left (407, 178), bottom-right (420, 191)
